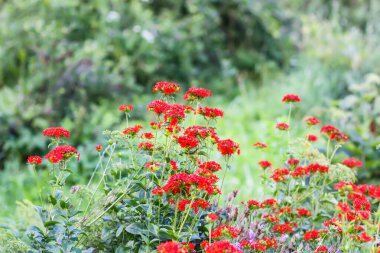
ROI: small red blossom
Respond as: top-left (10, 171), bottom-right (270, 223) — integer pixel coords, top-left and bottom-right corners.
top-left (175, 135), bottom-right (199, 149)
top-left (206, 213), bottom-right (218, 222)
top-left (42, 127), bottom-right (70, 138)
top-left (119, 104), bottom-right (134, 113)
top-left (144, 162), bottom-right (160, 171)
top-left (95, 144), bottom-right (102, 152)
top-left (152, 187), bottom-right (165, 195)
top-left (123, 125), bottom-right (143, 136)
top-left (27, 155), bottom-right (43, 165)
top-left (211, 225), bottom-right (240, 239)
top-left (271, 168), bottom-right (290, 182)
top-left (170, 161), bottom-right (178, 171)
top-left (276, 122), bottom-right (289, 131)
top-left (247, 199), bottom-right (260, 210)
top-left (258, 160), bottom-right (272, 169)
top-left (156, 241), bottom-right (188, 253)
top-left (305, 117), bottom-right (321, 126)
top-left (198, 106), bottom-right (224, 119)
top-left (273, 222), bottom-right (293, 233)
top-left (296, 208), bottom-right (312, 217)
top-left (307, 134), bottom-right (318, 142)
top-left (315, 246), bottom-right (329, 252)
top-left (253, 142), bottom-right (268, 149)
top-left (138, 142), bottom-right (155, 151)
top-left (204, 240), bottom-right (242, 253)
top-left (152, 81), bottom-right (181, 95)
top-left (307, 163), bottom-right (329, 173)
top-left (282, 94), bottom-right (301, 103)
top-left (287, 158), bottom-right (299, 167)
top-left (183, 87), bottom-right (213, 101)
top-left (320, 125), bottom-right (339, 136)
top-left (217, 139), bottom-right (240, 156)
top-left (199, 161), bottom-right (222, 172)
top-left (304, 230), bottom-right (320, 241)
top-left (140, 132), bottom-right (155, 139)
top-left (45, 145), bottom-right (77, 164)
top-left (260, 199), bottom-right (278, 208)
top-left (355, 232), bottom-right (373, 242)
top-left (147, 100), bottom-right (170, 115)
top-left (291, 166), bottom-right (309, 178)
top-left (342, 157), bottom-right (362, 169)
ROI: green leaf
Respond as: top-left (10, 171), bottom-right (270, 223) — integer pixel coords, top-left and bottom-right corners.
top-left (116, 225), bottom-right (125, 237)
top-left (125, 223), bottom-right (145, 235)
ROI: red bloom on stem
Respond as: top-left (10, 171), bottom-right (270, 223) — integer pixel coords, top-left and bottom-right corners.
top-left (315, 246), bottom-right (329, 252)
top-left (123, 125), bottom-right (143, 136)
top-left (276, 122), bottom-right (289, 131)
top-left (27, 155), bottom-right (43, 165)
top-left (342, 157), bottom-right (362, 169)
top-left (175, 135), bottom-right (199, 149)
top-left (140, 132), bottom-right (155, 139)
top-left (156, 241), bottom-right (188, 253)
top-left (320, 125), bottom-right (339, 136)
top-left (337, 202), bottom-right (351, 213)
top-left (271, 168), bottom-right (290, 182)
top-left (211, 225), bottom-right (240, 239)
top-left (305, 117), bottom-right (320, 126)
top-left (273, 222), bottom-right (293, 233)
top-left (147, 100), bottom-right (170, 115)
top-left (45, 145), bottom-right (77, 164)
top-left (170, 161), bottom-right (178, 171)
top-left (258, 160), bottom-right (272, 169)
top-left (152, 81), bottom-right (181, 95)
top-left (287, 158), bottom-right (299, 167)
top-left (95, 144), bottom-right (102, 152)
top-left (164, 104), bottom-right (194, 124)
top-left (307, 134), bottom-right (318, 142)
top-left (204, 240), bottom-right (242, 253)
top-left (198, 107), bottom-right (224, 119)
top-left (199, 161), bottom-right (222, 172)
top-left (206, 213), bottom-right (218, 222)
top-left (307, 163), bottom-right (329, 173)
top-left (253, 142), bottom-right (268, 149)
top-left (282, 94), bottom-right (301, 103)
top-left (42, 127), bottom-right (70, 138)
top-left (247, 199), bottom-right (260, 210)
top-left (152, 187), bottom-right (165, 195)
top-left (138, 142), bottom-right (154, 151)
top-left (260, 199), bottom-right (278, 208)
top-left (291, 166), bottom-right (309, 178)
top-left (183, 87), bottom-right (213, 101)
top-left (296, 208), bottom-right (312, 217)
top-left (119, 104), bottom-right (134, 113)
top-left (330, 131), bottom-right (349, 142)
top-left (304, 230), bottom-right (320, 241)
top-left (355, 232), bottom-right (373, 242)
top-left (217, 139), bottom-right (240, 156)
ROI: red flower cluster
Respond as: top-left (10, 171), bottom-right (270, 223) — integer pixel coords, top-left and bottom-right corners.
top-left (152, 81), bottom-right (181, 95)
top-left (123, 125), bottom-right (143, 136)
top-left (138, 142), bottom-right (154, 151)
top-left (95, 144), bottom-right (102, 152)
top-left (276, 122), bottom-right (289, 131)
top-left (307, 134), bottom-right (318, 142)
top-left (282, 94), bottom-right (301, 103)
top-left (272, 222), bottom-right (294, 233)
top-left (27, 155), bottom-right (43, 165)
top-left (253, 142), bottom-right (267, 149)
top-left (175, 135), bottom-right (199, 149)
top-left (210, 225), bottom-right (240, 239)
top-left (271, 168), bottom-right (290, 182)
top-left (199, 161), bottom-right (222, 172)
top-left (156, 241), bottom-right (188, 253)
top-left (119, 104), bottom-right (134, 112)
top-left (305, 117), bottom-right (320, 126)
top-left (206, 213), bottom-right (218, 222)
top-left (183, 87), bottom-right (213, 101)
top-left (198, 106), bottom-right (224, 119)
top-left (342, 157), bottom-right (362, 169)
top-left (203, 240), bottom-right (242, 253)
top-left (304, 229), bottom-right (320, 241)
top-left (42, 127), bottom-right (70, 138)
top-left (320, 125), bottom-right (348, 142)
top-left (258, 160), bottom-right (272, 169)
top-left (217, 139), bottom-right (240, 156)
top-left (45, 145), bottom-right (77, 164)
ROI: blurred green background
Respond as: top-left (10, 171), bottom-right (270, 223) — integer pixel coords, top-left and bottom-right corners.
top-left (1, 0), bottom-right (380, 227)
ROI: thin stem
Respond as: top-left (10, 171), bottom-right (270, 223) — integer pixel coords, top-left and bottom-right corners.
top-left (287, 103), bottom-right (293, 150)
top-left (178, 197), bottom-right (195, 235)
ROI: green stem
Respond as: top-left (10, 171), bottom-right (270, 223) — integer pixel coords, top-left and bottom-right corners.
top-left (178, 197), bottom-right (195, 236)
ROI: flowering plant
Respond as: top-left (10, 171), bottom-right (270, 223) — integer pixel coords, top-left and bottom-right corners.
top-left (25, 84), bottom-right (380, 252)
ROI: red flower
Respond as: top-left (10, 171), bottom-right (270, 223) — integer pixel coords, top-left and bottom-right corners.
top-left (355, 232), bottom-right (373, 242)
top-left (147, 100), bottom-right (170, 115)
top-left (95, 145), bottom-right (102, 152)
top-left (276, 122), bottom-right (289, 131)
top-left (258, 160), bottom-right (272, 169)
top-left (330, 131), bottom-right (349, 142)
top-left (140, 132), bottom-right (155, 139)
top-left (271, 168), bottom-right (290, 182)
top-left (253, 142), bottom-right (268, 149)
top-left (287, 158), bottom-right (299, 167)
top-left (198, 106), bottom-right (224, 119)
top-left (138, 142), bottom-right (154, 151)
top-left (315, 246), bottom-right (329, 252)
top-left (144, 162), bottom-right (160, 171)
top-left (342, 157), bottom-right (362, 169)
top-left (320, 125), bottom-right (339, 136)
top-left (247, 200), bottom-right (260, 210)
top-left (273, 222), bottom-right (293, 233)
top-left (156, 241), bottom-right (188, 253)
top-left (123, 125), bottom-right (143, 136)
top-left (152, 187), bottom-right (165, 195)
top-left (296, 208), bottom-right (312, 217)
top-left (45, 145), bottom-right (77, 164)
top-left (282, 94), bottom-right (301, 103)
top-left (337, 202), bottom-right (351, 213)
top-left (119, 104), bottom-right (134, 113)
top-left (204, 240), bottom-right (242, 253)
top-left (170, 161), bottom-right (178, 171)
top-left (42, 127), bottom-right (70, 138)
top-left (217, 139), bottom-right (240, 156)
top-left (305, 117), bottom-right (320, 126)
top-left (199, 161), bottom-right (222, 172)
top-left (307, 134), bottom-right (318, 142)
top-left (307, 163), bottom-right (329, 173)
top-left (175, 135), bottom-right (199, 149)
top-left (260, 199), bottom-right (278, 208)
top-left (304, 230), bottom-right (320, 241)
top-left (291, 166), bottom-right (309, 178)
top-left (27, 155), bottom-right (43, 165)
top-left (211, 225), bottom-right (240, 239)
top-left (183, 87), bottom-right (213, 101)
top-left (164, 104), bottom-right (194, 124)
top-left (152, 81), bottom-right (181, 95)
top-left (206, 213), bottom-right (218, 222)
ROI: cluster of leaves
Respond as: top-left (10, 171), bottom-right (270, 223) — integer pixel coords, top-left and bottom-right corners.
top-left (326, 73), bottom-right (380, 184)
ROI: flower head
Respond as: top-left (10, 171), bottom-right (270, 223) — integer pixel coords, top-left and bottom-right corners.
top-left (45, 145), bottom-right (77, 164)
top-left (282, 94), bottom-right (301, 103)
top-left (152, 81), bottom-right (181, 95)
top-left (276, 122), bottom-right (289, 131)
top-left (217, 139), bottom-right (240, 156)
top-left (95, 144), bottom-right (102, 152)
top-left (253, 142), bottom-right (268, 149)
top-left (305, 117), bottom-right (320, 126)
top-left (119, 104), bottom-right (134, 113)
top-left (342, 157), bottom-right (362, 169)
top-left (27, 155), bottom-right (43, 165)
top-left (42, 127), bottom-right (70, 138)
top-left (183, 87), bottom-right (213, 101)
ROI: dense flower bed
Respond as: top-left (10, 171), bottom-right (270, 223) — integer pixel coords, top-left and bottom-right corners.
top-left (25, 83), bottom-right (379, 252)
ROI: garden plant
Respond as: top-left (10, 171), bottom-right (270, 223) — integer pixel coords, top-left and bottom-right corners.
top-left (24, 83), bottom-right (379, 252)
